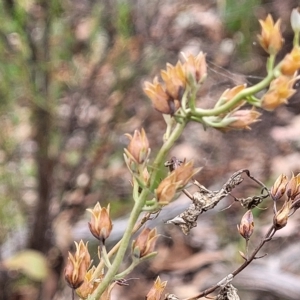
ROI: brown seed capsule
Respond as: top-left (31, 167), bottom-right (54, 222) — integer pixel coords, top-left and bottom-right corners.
top-left (146, 276), bottom-right (167, 300)
top-left (273, 199), bottom-right (292, 229)
top-left (286, 173), bottom-right (300, 200)
top-left (237, 210), bottom-right (254, 240)
top-left (64, 240), bottom-right (90, 289)
top-left (270, 174), bottom-right (288, 201)
top-left (87, 202), bottom-right (113, 243)
top-left (125, 128), bottom-right (150, 165)
top-left (132, 227), bottom-right (158, 258)
top-left (226, 109), bottom-right (261, 130)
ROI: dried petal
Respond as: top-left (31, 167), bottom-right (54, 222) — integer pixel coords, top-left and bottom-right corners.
top-left (258, 14), bottom-right (283, 54)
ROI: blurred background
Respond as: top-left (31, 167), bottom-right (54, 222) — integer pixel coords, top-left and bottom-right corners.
top-left (0, 0), bottom-right (300, 299)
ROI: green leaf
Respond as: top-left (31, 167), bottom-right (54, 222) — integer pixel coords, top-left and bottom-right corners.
top-left (3, 250), bottom-right (49, 281)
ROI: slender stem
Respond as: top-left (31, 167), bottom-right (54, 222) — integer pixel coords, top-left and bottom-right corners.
top-left (114, 252), bottom-right (157, 280)
top-left (187, 60), bottom-right (277, 118)
top-left (294, 31), bottom-right (300, 47)
top-left (149, 120), bottom-right (187, 190)
top-left (101, 244), bottom-right (112, 268)
top-left (184, 225), bottom-right (277, 300)
top-left (90, 113), bottom-right (188, 298)
top-left (91, 188), bottom-right (148, 298)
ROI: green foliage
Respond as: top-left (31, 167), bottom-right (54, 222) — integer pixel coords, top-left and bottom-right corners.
top-left (116, 1), bottom-right (134, 38)
top-left (221, 0), bottom-right (262, 56)
top-left (3, 250), bottom-right (49, 281)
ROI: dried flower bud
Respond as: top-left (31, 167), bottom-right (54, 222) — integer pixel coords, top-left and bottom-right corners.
top-left (270, 174), bottom-right (288, 201)
top-left (64, 240), bottom-right (91, 289)
top-left (87, 202), bottom-right (113, 243)
top-left (261, 75), bottom-right (297, 110)
top-left (273, 199), bottom-right (292, 229)
top-left (286, 173), bottom-right (300, 200)
top-left (125, 128), bottom-right (150, 164)
top-left (146, 276), bottom-right (167, 300)
top-left (132, 227), bottom-right (158, 258)
top-left (76, 266), bottom-right (100, 299)
top-left (280, 47), bottom-right (300, 76)
top-left (155, 172), bottom-right (181, 205)
top-left (172, 160), bottom-right (202, 188)
top-left (144, 78), bottom-right (180, 115)
top-left (237, 210), bottom-right (254, 240)
top-left (226, 109), bottom-right (261, 130)
top-left (218, 84), bottom-right (247, 109)
top-left (258, 14), bottom-right (283, 55)
top-left (183, 52), bottom-right (207, 85)
top-left (161, 61), bottom-right (186, 100)
top-left (291, 7), bottom-right (300, 33)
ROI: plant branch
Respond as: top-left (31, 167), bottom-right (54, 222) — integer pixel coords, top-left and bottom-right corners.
top-left (184, 225), bottom-right (277, 300)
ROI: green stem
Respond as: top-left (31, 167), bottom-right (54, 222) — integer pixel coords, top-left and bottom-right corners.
top-left (187, 58), bottom-right (277, 118)
top-left (91, 114), bottom-right (188, 298)
top-left (149, 120), bottom-right (188, 190)
top-left (294, 31), bottom-right (300, 47)
top-left (101, 244), bottom-right (112, 268)
top-left (114, 252), bottom-right (157, 280)
top-left (91, 188), bottom-right (148, 299)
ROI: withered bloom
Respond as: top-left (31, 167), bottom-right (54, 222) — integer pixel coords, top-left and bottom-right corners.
top-left (156, 160), bottom-right (201, 205)
top-left (155, 172), bottom-right (181, 205)
top-left (64, 240), bottom-right (91, 289)
top-left (285, 173), bottom-right (300, 200)
top-left (87, 202), bottom-right (113, 243)
top-left (146, 276), bottom-right (167, 300)
top-left (273, 199), bottom-right (292, 229)
top-left (125, 128), bottom-right (150, 165)
top-left (270, 174), bottom-right (288, 201)
top-left (76, 266), bottom-right (100, 299)
top-left (261, 75), bottom-right (297, 111)
top-left (226, 109), bottom-right (261, 130)
top-left (258, 14), bottom-right (283, 54)
top-left (161, 61), bottom-right (186, 100)
top-left (183, 52), bottom-right (207, 84)
top-left (132, 227), bottom-right (158, 258)
top-left (144, 77), bottom-right (180, 115)
top-left (280, 47), bottom-right (300, 76)
top-left (218, 84), bottom-right (247, 109)
top-left (172, 160), bottom-right (202, 188)
top-left (237, 210), bottom-right (254, 240)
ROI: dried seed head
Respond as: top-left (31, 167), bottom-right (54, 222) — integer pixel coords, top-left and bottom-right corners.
top-left (273, 199), bottom-right (292, 229)
top-left (237, 210), bottom-right (254, 240)
top-left (146, 276), bottom-right (167, 300)
top-left (280, 47), bottom-right (300, 76)
top-left (132, 227), bottom-right (158, 259)
top-left (270, 174), bottom-right (288, 201)
top-left (156, 160), bottom-right (201, 205)
top-left (125, 128), bottom-right (150, 165)
top-left (155, 172), bottom-right (181, 205)
top-left (183, 52), bottom-right (207, 85)
top-left (87, 202), bottom-right (113, 243)
top-left (64, 240), bottom-right (91, 289)
top-left (161, 61), bottom-right (186, 100)
top-left (218, 84), bottom-right (247, 109)
top-left (172, 160), bottom-right (202, 188)
top-left (226, 109), bottom-right (261, 130)
top-left (286, 173), bottom-right (300, 200)
top-left (144, 77), bottom-right (180, 115)
top-left (261, 75), bottom-right (297, 110)
top-left (76, 266), bottom-right (100, 299)
top-left (258, 14), bottom-right (283, 55)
